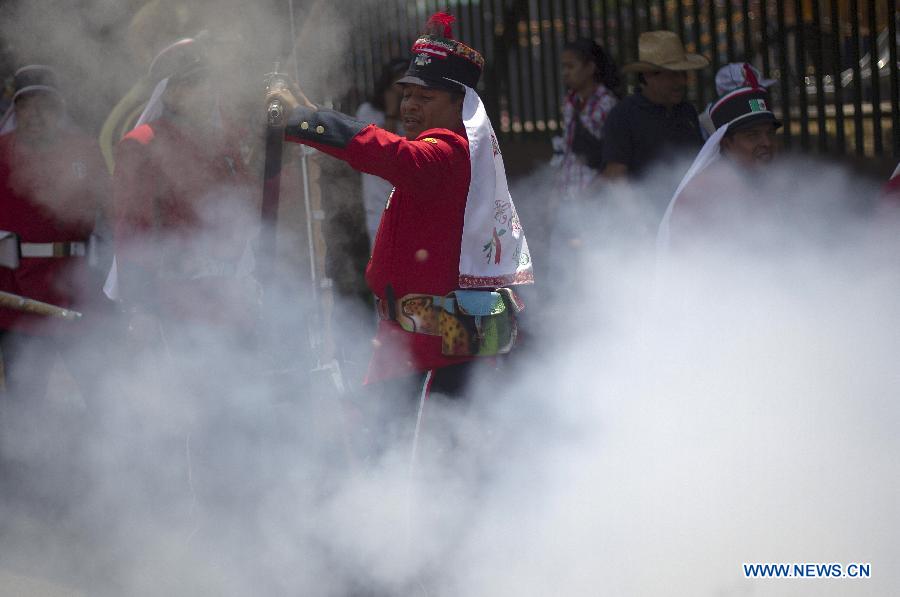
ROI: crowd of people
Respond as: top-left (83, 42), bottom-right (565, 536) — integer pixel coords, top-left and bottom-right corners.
top-left (0, 6), bottom-right (898, 593)
top-left (550, 30), bottom-right (900, 244)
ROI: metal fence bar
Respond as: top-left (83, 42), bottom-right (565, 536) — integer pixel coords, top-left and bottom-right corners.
top-left (692, 0), bottom-right (706, 106)
top-left (451, 0), bottom-right (465, 43)
top-left (708, 0), bottom-right (720, 76)
top-left (613, 0), bottom-right (624, 66)
top-left (888, 0), bottom-right (900, 156)
top-left (533, 0), bottom-right (551, 130)
top-left (629, 0), bottom-right (639, 60)
top-left (393, 0), bottom-right (406, 56)
top-left (523, 0), bottom-right (538, 131)
top-left (760, 0), bottom-right (771, 76)
top-left (828, 0), bottom-right (846, 154)
top-left (599, 0), bottom-right (610, 50)
top-left (587, 0), bottom-right (598, 39)
top-left (867, 0), bottom-right (882, 155)
top-left (547, 0), bottom-right (563, 129)
top-left (573, 0), bottom-right (584, 37)
top-left (849, 0), bottom-right (864, 156)
top-left (517, 1), bottom-right (532, 133)
top-left (741, 0), bottom-right (752, 62)
top-left (777, 0), bottom-right (791, 149)
top-left (725, 0), bottom-right (736, 61)
top-left (794, 0), bottom-right (809, 149)
top-left (561, 0), bottom-right (573, 41)
top-left (810, 0), bottom-right (828, 152)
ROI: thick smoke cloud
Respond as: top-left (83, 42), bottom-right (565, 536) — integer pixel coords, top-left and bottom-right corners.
top-left (3, 151), bottom-right (896, 596)
top-left (1, 2), bottom-right (898, 596)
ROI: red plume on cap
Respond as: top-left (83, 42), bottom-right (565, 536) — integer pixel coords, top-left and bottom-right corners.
top-left (425, 12), bottom-right (456, 39)
top-left (742, 63), bottom-right (761, 89)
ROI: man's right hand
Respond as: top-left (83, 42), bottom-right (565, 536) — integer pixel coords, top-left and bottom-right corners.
top-left (266, 84), bottom-right (316, 114)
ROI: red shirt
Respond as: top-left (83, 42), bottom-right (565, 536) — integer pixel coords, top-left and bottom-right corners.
top-left (113, 118), bottom-right (258, 325)
top-left (292, 123), bottom-right (474, 382)
top-left (0, 128), bottom-right (108, 334)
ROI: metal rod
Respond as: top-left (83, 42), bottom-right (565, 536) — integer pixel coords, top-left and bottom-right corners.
top-left (849, 0), bottom-right (864, 155)
top-left (509, 0), bottom-right (526, 137)
top-left (777, 0), bottom-right (791, 149)
top-left (741, 0), bottom-right (752, 62)
top-left (533, 0), bottom-right (551, 130)
top-left (675, 0), bottom-right (686, 60)
top-left (629, 0), bottom-right (639, 64)
top-left (794, 0), bottom-right (809, 149)
top-left (725, 0), bottom-right (736, 61)
top-left (760, 0), bottom-right (771, 76)
top-left (545, 0), bottom-right (559, 132)
top-left (600, 0), bottom-right (610, 52)
top-left (811, 0), bottom-right (828, 152)
top-left (573, 0), bottom-right (583, 38)
top-left (829, 0), bottom-right (846, 154)
top-left (523, 0), bottom-right (538, 132)
top-left (708, 0), bottom-right (720, 77)
top-left (587, 0), bottom-right (598, 40)
top-left (692, 0), bottom-right (704, 106)
top-left (615, 0), bottom-right (625, 67)
top-left (888, 0), bottom-right (900, 157)
top-left (867, 0), bottom-right (882, 155)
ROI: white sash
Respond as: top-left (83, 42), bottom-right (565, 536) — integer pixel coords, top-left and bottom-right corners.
top-left (456, 84), bottom-right (533, 288)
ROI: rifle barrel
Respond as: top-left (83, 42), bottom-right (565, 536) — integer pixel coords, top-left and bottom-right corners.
top-left (0, 290), bottom-right (83, 320)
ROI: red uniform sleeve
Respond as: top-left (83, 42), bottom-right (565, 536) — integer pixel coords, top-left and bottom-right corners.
top-left (317, 126), bottom-right (466, 191)
top-left (284, 108), bottom-right (468, 192)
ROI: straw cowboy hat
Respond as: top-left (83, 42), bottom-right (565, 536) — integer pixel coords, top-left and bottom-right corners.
top-left (622, 31), bottom-right (709, 72)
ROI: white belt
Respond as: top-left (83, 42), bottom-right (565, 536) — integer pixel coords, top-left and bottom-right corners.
top-left (20, 241), bottom-right (87, 258)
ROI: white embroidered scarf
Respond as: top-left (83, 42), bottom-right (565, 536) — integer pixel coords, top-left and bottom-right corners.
top-left (457, 84), bottom-right (533, 288)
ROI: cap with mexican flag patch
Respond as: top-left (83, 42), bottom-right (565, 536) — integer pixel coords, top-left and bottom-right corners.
top-left (710, 86), bottom-right (781, 132)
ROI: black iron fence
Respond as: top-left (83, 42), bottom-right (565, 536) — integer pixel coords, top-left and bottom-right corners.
top-left (344, 0), bottom-right (899, 160)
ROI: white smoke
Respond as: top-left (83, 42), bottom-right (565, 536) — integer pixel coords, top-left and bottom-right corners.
top-left (1, 3), bottom-right (898, 596)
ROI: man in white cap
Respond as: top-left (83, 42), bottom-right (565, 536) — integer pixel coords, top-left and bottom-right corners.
top-left (658, 85), bottom-right (782, 251)
top-left (698, 62), bottom-right (777, 138)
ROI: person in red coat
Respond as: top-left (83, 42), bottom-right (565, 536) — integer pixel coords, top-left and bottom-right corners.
top-left (0, 66), bottom-right (109, 410)
top-left (271, 14), bottom-right (533, 414)
top-left (108, 38), bottom-right (265, 554)
top-left (110, 38), bottom-right (259, 337)
top-left (0, 65), bottom-right (110, 507)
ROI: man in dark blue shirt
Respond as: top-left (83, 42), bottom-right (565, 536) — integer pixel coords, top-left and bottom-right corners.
top-left (601, 31), bottom-right (708, 186)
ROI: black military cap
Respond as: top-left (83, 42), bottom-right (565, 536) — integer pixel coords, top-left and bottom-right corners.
top-left (396, 13), bottom-right (484, 93)
top-left (710, 87), bottom-right (781, 132)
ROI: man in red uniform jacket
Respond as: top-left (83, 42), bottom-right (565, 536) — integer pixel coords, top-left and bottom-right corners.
top-left (111, 38), bottom-right (259, 335)
top-left (0, 65), bottom-right (110, 503)
top-left (271, 14), bottom-right (533, 405)
top-left (109, 38), bottom-right (266, 556)
top-left (0, 67), bottom-right (108, 401)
